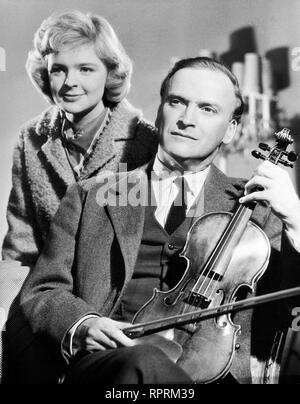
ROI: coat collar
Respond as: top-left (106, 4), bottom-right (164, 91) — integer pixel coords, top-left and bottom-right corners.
top-left (36, 100), bottom-right (143, 187)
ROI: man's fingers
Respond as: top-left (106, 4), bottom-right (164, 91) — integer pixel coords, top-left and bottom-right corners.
top-left (79, 318), bottom-right (134, 350)
top-left (253, 160), bottom-right (284, 178)
top-left (240, 190), bottom-right (269, 205)
top-left (244, 176), bottom-right (271, 195)
top-left (88, 329), bottom-right (118, 349)
top-left (107, 327), bottom-right (135, 347)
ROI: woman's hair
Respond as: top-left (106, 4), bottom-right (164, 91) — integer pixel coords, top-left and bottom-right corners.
top-left (159, 57), bottom-right (244, 124)
top-left (26, 10), bottom-right (133, 104)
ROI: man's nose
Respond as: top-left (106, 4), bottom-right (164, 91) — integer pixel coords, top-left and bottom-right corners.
top-left (178, 105), bottom-right (196, 127)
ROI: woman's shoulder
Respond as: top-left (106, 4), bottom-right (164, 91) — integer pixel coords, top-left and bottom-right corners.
top-left (112, 99), bottom-right (157, 133)
top-left (19, 106), bottom-right (61, 140)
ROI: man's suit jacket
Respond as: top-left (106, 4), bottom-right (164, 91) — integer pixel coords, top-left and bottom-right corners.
top-left (14, 162), bottom-right (300, 383)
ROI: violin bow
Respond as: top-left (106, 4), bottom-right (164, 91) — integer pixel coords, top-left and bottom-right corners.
top-left (124, 286), bottom-right (300, 338)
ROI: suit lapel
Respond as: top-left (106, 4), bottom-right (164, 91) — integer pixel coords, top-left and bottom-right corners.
top-left (204, 164), bottom-right (243, 214)
top-left (203, 164), bottom-right (271, 228)
top-left (106, 167), bottom-right (148, 283)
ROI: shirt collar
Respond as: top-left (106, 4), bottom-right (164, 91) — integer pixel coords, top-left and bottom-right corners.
top-left (152, 148), bottom-right (210, 198)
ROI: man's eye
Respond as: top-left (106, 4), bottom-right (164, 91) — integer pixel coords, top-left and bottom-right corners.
top-left (201, 106), bottom-right (216, 113)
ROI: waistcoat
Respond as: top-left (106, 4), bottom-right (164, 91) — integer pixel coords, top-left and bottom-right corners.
top-left (114, 192), bottom-right (203, 321)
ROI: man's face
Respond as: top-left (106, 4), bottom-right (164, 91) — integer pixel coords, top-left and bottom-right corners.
top-left (157, 67), bottom-right (238, 169)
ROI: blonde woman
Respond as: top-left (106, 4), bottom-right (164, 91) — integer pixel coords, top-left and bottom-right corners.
top-left (2, 10), bottom-right (157, 266)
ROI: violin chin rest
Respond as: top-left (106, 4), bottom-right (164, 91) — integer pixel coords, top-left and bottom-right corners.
top-left (131, 333), bottom-right (183, 362)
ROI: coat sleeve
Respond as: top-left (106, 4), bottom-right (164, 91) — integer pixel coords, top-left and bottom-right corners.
top-left (19, 182), bottom-right (100, 348)
top-left (2, 132), bottom-right (42, 266)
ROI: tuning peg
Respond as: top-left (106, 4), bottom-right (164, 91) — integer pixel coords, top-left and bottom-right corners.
top-left (252, 151), bottom-right (266, 160)
top-left (288, 151), bottom-right (298, 162)
top-left (259, 143), bottom-right (270, 151)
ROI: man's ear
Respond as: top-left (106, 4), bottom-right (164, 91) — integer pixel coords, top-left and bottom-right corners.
top-left (222, 119), bottom-right (238, 145)
top-left (155, 103), bottom-right (163, 130)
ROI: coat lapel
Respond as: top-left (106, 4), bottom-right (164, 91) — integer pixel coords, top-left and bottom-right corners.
top-left (37, 107), bottom-right (76, 187)
top-left (41, 137), bottom-right (76, 186)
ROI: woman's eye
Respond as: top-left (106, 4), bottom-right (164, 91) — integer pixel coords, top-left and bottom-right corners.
top-left (50, 67), bottom-right (64, 75)
top-left (80, 67), bottom-right (93, 73)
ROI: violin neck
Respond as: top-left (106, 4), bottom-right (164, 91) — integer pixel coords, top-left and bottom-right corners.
top-left (228, 202), bottom-right (256, 237)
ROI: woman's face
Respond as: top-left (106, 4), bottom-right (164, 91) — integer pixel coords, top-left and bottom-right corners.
top-left (47, 44), bottom-right (108, 119)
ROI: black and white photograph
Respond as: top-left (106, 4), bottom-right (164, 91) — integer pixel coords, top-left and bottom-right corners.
top-left (1, 0), bottom-right (300, 387)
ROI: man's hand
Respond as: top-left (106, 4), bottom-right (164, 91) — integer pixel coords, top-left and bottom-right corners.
top-left (73, 317), bottom-right (134, 353)
top-left (239, 161), bottom-right (300, 245)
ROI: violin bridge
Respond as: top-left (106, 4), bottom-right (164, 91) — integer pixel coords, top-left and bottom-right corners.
top-left (184, 292), bottom-right (211, 309)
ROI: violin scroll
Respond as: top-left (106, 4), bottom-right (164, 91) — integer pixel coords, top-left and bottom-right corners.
top-left (252, 128), bottom-right (298, 168)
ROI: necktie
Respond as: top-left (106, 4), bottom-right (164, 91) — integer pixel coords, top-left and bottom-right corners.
top-left (165, 176), bottom-right (188, 234)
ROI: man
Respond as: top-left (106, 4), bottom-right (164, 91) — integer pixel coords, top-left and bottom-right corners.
top-left (17, 57), bottom-right (300, 384)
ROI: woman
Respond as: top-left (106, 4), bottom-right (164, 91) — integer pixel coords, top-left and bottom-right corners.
top-left (2, 10), bottom-right (158, 267)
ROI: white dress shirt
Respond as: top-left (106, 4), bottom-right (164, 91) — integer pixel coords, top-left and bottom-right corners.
top-left (151, 155), bottom-right (210, 227)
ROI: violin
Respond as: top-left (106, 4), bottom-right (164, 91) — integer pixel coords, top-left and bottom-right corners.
top-left (123, 128), bottom-right (300, 383)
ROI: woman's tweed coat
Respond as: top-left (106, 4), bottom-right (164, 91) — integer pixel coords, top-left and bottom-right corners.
top-left (2, 99), bottom-right (158, 266)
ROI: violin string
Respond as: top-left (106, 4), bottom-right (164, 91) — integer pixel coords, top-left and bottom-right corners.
top-left (193, 204), bottom-right (246, 299)
top-left (204, 205), bottom-right (249, 301)
top-left (187, 216), bottom-right (239, 310)
top-left (187, 204), bottom-right (249, 316)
